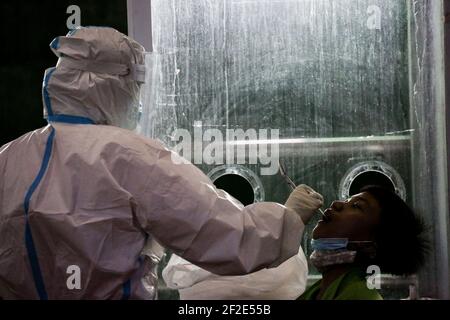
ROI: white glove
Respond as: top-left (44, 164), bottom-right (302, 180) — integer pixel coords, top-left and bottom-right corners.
top-left (285, 185), bottom-right (324, 224)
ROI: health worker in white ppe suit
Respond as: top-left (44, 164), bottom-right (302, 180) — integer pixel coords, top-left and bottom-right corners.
top-left (0, 27), bottom-right (323, 300)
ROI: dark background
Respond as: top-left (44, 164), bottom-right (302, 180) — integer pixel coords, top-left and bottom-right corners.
top-left (0, 1), bottom-right (127, 146)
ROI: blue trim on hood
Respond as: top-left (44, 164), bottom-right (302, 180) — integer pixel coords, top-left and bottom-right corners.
top-left (23, 127), bottom-right (56, 300)
top-left (48, 114), bottom-right (95, 125)
top-left (121, 279), bottom-right (131, 300)
top-left (43, 68), bottom-right (56, 117)
top-left (50, 37), bottom-right (60, 50)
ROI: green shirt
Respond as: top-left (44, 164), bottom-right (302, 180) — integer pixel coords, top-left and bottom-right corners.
top-left (298, 267), bottom-right (383, 300)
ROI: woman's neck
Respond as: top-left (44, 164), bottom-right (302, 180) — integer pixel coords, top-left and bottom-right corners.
top-left (316, 264), bottom-right (353, 300)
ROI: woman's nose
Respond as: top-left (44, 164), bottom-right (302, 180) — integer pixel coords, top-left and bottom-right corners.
top-left (331, 200), bottom-right (345, 211)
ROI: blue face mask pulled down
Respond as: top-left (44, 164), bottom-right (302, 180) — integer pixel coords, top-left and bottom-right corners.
top-left (311, 238), bottom-right (349, 251)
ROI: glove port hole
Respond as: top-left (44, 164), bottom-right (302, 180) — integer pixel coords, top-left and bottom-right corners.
top-left (339, 161), bottom-right (406, 201)
top-left (213, 174), bottom-right (255, 206)
top-left (207, 165), bottom-right (265, 205)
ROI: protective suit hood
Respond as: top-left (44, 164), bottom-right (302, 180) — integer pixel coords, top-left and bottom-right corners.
top-left (43, 27), bottom-right (145, 129)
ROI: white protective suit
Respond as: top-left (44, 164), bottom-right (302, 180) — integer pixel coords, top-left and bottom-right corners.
top-left (0, 27), bottom-right (306, 300)
top-left (163, 247), bottom-right (308, 300)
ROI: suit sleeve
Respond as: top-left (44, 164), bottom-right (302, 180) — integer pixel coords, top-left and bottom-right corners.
top-left (132, 142), bottom-right (305, 276)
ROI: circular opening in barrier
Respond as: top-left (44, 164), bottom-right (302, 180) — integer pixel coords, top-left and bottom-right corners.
top-left (213, 174), bottom-right (255, 206)
top-left (339, 161), bottom-right (406, 201)
top-left (207, 165), bottom-right (265, 204)
top-left (349, 170), bottom-right (396, 196)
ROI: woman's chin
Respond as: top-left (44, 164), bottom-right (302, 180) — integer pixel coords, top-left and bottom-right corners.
top-left (312, 223), bottom-right (324, 239)
top-left (312, 221), bottom-right (334, 239)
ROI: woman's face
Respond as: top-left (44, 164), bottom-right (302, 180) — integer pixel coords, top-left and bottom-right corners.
top-left (312, 192), bottom-right (382, 241)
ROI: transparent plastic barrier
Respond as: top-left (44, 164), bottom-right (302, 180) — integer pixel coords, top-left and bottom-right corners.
top-left (135, 0), bottom-right (448, 299)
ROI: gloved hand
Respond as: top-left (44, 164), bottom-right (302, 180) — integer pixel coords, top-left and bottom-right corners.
top-left (285, 185), bottom-right (324, 224)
